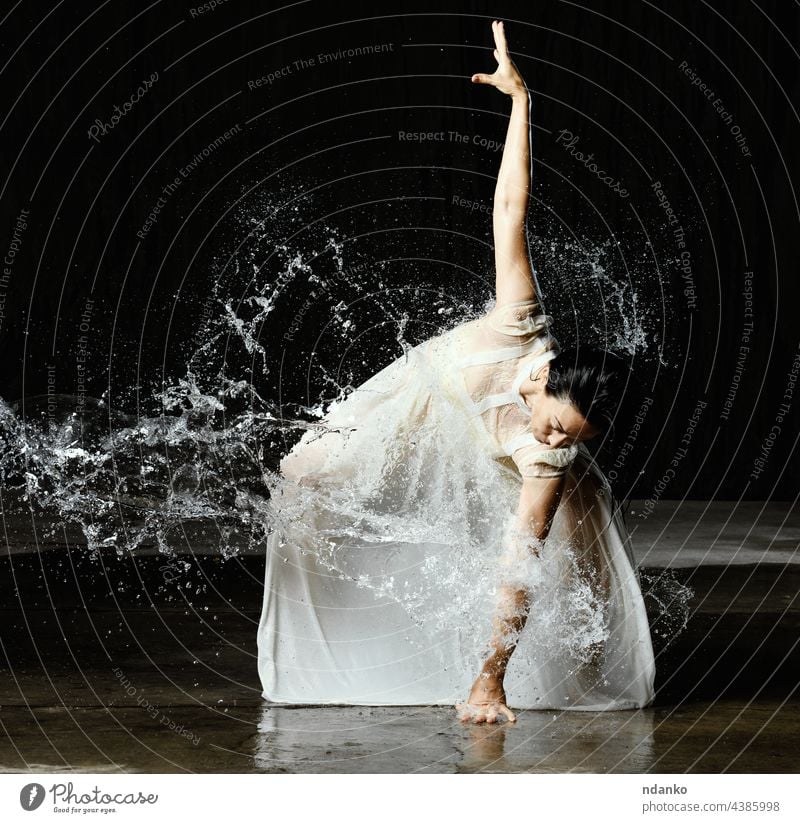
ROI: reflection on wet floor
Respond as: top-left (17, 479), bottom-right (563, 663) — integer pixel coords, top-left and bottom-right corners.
top-left (249, 702), bottom-right (799, 774)
top-left (1, 543), bottom-right (798, 773)
top-left (251, 704), bottom-right (659, 773)
top-left (0, 701), bottom-right (797, 774)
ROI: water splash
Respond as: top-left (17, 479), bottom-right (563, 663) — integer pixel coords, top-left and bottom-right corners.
top-left (0, 193), bottom-right (687, 682)
top-left (530, 232), bottom-right (670, 365)
top-left (640, 569), bottom-right (695, 647)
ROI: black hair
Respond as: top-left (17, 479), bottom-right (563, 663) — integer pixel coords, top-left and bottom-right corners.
top-left (546, 345), bottom-right (648, 529)
top-left (545, 345), bottom-right (629, 435)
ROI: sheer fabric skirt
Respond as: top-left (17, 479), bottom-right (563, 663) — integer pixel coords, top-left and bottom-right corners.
top-left (256, 331), bottom-right (656, 710)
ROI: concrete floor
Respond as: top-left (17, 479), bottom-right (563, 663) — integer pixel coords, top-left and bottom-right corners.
top-left (0, 500), bottom-right (798, 773)
top-left (1, 702), bottom-right (797, 773)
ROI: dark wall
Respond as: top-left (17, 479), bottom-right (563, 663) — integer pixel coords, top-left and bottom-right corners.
top-left (0, 0), bottom-right (797, 499)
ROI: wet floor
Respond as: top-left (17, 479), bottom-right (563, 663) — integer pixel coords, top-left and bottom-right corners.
top-left (0, 701), bottom-right (797, 773)
top-left (1, 502), bottom-right (798, 773)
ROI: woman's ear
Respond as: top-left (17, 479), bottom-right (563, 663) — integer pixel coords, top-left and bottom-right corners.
top-left (532, 363), bottom-right (550, 385)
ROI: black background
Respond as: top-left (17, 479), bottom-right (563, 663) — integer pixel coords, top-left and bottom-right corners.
top-left (0, 0), bottom-right (797, 500)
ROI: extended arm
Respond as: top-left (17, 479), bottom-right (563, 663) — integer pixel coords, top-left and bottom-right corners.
top-left (456, 473), bottom-right (564, 723)
top-left (484, 474), bottom-right (563, 675)
top-left (492, 94), bottom-right (536, 308)
top-left (471, 20), bottom-right (538, 308)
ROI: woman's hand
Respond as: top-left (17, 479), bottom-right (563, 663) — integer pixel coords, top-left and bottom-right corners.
top-left (456, 671), bottom-right (517, 724)
top-left (471, 20), bottom-right (527, 99)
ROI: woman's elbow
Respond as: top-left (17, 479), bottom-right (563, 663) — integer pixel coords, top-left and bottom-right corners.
top-left (493, 199), bottom-right (527, 219)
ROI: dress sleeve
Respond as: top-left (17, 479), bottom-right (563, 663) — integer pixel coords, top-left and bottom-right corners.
top-left (512, 442), bottom-right (579, 479)
top-left (485, 299), bottom-right (553, 346)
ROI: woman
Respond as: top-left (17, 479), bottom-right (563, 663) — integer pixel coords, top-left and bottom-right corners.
top-left (257, 20), bottom-right (655, 723)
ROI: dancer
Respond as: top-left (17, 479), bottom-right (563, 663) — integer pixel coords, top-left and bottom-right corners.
top-left (257, 20), bottom-right (655, 723)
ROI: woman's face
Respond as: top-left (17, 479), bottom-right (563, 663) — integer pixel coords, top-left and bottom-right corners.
top-left (527, 366), bottom-right (600, 448)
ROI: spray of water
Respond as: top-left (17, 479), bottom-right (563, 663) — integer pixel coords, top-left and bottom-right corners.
top-left (0, 193), bottom-right (688, 663)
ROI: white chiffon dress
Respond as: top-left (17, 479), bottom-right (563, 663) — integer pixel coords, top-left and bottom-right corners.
top-left (257, 298), bottom-right (656, 710)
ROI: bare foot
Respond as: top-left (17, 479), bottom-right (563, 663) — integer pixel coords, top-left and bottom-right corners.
top-left (455, 672), bottom-right (516, 724)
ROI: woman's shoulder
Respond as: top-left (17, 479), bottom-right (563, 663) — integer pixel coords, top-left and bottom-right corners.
top-left (485, 298), bottom-right (552, 341)
top-left (511, 440), bottom-right (579, 479)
